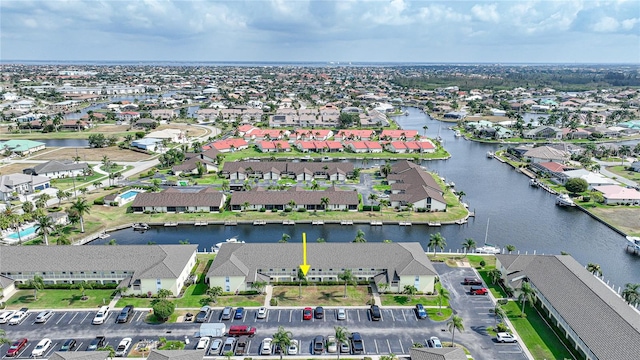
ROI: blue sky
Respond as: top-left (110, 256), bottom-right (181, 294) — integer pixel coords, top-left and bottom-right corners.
top-left (1, 0), bottom-right (638, 63)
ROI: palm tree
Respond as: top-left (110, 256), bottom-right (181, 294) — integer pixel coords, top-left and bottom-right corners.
top-left (4, 208), bottom-right (22, 244)
top-left (297, 268), bottom-right (306, 299)
top-left (279, 233), bottom-right (290, 243)
top-left (70, 197), bottom-right (91, 233)
top-left (0, 329), bottom-right (9, 345)
top-left (56, 234), bottom-right (71, 245)
top-left (519, 281), bottom-right (536, 314)
top-left (456, 190), bottom-right (466, 202)
top-left (621, 283), bottom-right (640, 306)
top-left (272, 326), bottom-right (292, 360)
top-left (428, 233), bottom-right (446, 255)
top-left (338, 269), bottom-right (355, 298)
top-left (461, 238), bottom-right (476, 256)
top-left (320, 197), bottom-right (329, 211)
top-left (422, 125), bottom-right (428, 136)
top-left (251, 281), bottom-right (267, 294)
top-left (506, 244), bottom-right (516, 254)
top-left (334, 326), bottom-right (349, 360)
top-left (403, 285), bottom-right (418, 300)
top-left (73, 281), bottom-right (93, 300)
top-left (242, 201), bottom-right (250, 212)
top-left (493, 304), bottom-right (505, 329)
top-left (488, 269), bottom-right (502, 285)
top-left (353, 229), bottom-right (366, 243)
top-left (436, 287), bottom-right (449, 313)
top-left (56, 189), bottom-right (69, 206)
top-left (368, 193), bottom-right (378, 206)
top-left (206, 286), bottom-right (223, 304)
top-left (447, 315), bottom-right (464, 346)
top-left (35, 215), bottom-right (55, 246)
top-left (287, 200), bottom-right (296, 210)
top-left (586, 263), bottom-right (602, 277)
top-left (27, 274), bottom-right (45, 301)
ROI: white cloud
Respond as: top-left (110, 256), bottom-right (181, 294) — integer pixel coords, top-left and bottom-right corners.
top-left (593, 16), bottom-right (620, 32)
top-left (621, 18), bottom-right (639, 30)
top-left (471, 3), bottom-right (500, 23)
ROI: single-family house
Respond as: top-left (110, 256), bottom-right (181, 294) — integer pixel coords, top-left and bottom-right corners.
top-left (592, 185), bottom-right (640, 205)
top-left (150, 109), bottom-right (176, 120)
top-left (523, 126), bottom-right (562, 140)
top-left (522, 146), bottom-right (569, 164)
top-left (0, 173), bottom-right (51, 201)
top-left (204, 138), bottom-right (249, 153)
top-left (171, 154), bottom-right (218, 176)
top-left (23, 160), bottom-right (89, 179)
top-left (116, 111), bottom-right (140, 122)
top-left (558, 169), bottom-right (619, 189)
top-left (0, 139), bottom-right (46, 156)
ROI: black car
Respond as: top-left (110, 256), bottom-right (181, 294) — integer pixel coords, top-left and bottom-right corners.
top-left (116, 305), bottom-right (134, 323)
top-left (87, 336), bottom-right (106, 351)
top-left (463, 277), bottom-right (482, 285)
top-left (351, 332), bottom-right (364, 354)
top-left (59, 339), bottom-right (76, 352)
top-left (369, 305), bottom-right (381, 321)
top-left (314, 306), bottom-right (324, 319)
top-left (313, 336), bottom-right (325, 355)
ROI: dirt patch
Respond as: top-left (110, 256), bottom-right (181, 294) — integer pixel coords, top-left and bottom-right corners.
top-left (29, 147), bottom-right (152, 162)
top-left (0, 162), bottom-right (32, 174)
top-left (157, 124), bottom-right (209, 138)
top-left (589, 207), bottom-right (640, 235)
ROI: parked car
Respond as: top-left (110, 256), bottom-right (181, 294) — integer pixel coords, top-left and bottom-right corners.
top-left (261, 337), bottom-right (273, 355)
top-left (31, 338), bottom-right (52, 358)
top-left (369, 305), bottom-right (381, 321)
top-left (337, 308), bottom-right (346, 320)
top-left (415, 304), bottom-right (427, 319)
top-left (0, 311), bottom-right (15, 324)
top-left (314, 306), bottom-right (324, 319)
top-left (8, 308), bottom-right (28, 325)
top-left (209, 338), bottom-right (223, 356)
top-left (227, 325), bottom-right (257, 337)
top-left (351, 332), bottom-right (364, 354)
top-left (340, 340), bottom-right (350, 354)
top-left (303, 307), bottom-right (313, 320)
top-left (470, 286), bottom-right (488, 295)
top-left (326, 335), bottom-right (337, 353)
top-left (496, 332), bottom-right (518, 343)
top-left (221, 306), bottom-right (233, 320)
top-left (196, 305), bottom-right (212, 323)
top-left (116, 305), bottom-right (134, 323)
top-left (115, 338), bottom-right (132, 357)
top-left (87, 336), bottom-right (106, 351)
top-left (34, 310), bottom-right (53, 324)
top-left (313, 336), bottom-right (325, 355)
top-left (463, 277), bottom-right (482, 285)
top-left (6, 338), bottom-right (28, 357)
top-left (257, 307), bottom-right (267, 319)
top-left (234, 307), bottom-right (245, 319)
top-left (221, 337), bottom-right (237, 354)
top-left (59, 339), bottom-right (76, 352)
top-left (92, 306), bottom-right (109, 325)
top-left (287, 339), bottom-right (299, 355)
top-left (428, 336), bottom-right (442, 348)
top-left (196, 337), bottom-right (211, 350)
top-left (234, 336), bottom-right (249, 356)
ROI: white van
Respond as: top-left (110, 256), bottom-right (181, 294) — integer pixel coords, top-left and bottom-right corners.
top-left (92, 306), bottom-right (110, 325)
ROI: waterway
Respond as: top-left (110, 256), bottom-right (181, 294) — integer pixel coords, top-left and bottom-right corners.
top-left (96, 108), bottom-right (640, 289)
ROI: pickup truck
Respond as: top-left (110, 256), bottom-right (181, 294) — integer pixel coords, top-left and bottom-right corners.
top-left (234, 336), bottom-right (249, 356)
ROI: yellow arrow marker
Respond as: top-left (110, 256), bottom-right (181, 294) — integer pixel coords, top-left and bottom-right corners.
top-left (299, 232), bottom-right (310, 276)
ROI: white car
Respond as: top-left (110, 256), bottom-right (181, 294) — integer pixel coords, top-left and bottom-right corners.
top-left (261, 337), bottom-right (272, 355)
top-left (92, 306), bottom-right (109, 325)
top-left (327, 335), bottom-right (338, 353)
top-left (196, 337), bottom-right (210, 350)
top-left (35, 310), bottom-right (53, 324)
top-left (115, 337), bottom-right (132, 357)
top-left (209, 338), bottom-right (223, 356)
top-left (8, 309), bottom-right (28, 325)
top-left (257, 307), bottom-right (267, 319)
top-left (496, 332), bottom-right (518, 343)
top-left (31, 338), bottom-right (52, 357)
top-left (0, 311), bottom-right (15, 324)
top-left (337, 308), bottom-right (346, 320)
top-left (287, 339), bottom-right (298, 355)
top-left (429, 336), bottom-right (442, 348)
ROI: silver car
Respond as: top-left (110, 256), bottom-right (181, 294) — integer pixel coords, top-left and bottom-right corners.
top-left (337, 308), bottom-right (346, 320)
top-left (35, 310), bottom-right (53, 324)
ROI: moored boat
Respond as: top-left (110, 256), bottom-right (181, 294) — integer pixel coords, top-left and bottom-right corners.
top-left (555, 194), bottom-right (575, 207)
top-left (132, 223), bottom-right (150, 231)
top-left (486, 151), bottom-right (494, 158)
top-left (214, 237), bottom-right (245, 252)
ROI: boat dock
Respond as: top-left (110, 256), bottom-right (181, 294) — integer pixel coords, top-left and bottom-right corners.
top-left (283, 220), bottom-right (295, 225)
top-left (399, 222), bottom-right (412, 226)
top-left (340, 220), bottom-right (353, 225)
top-left (428, 222), bottom-right (441, 227)
top-left (164, 223), bottom-right (178, 227)
top-left (224, 221), bottom-right (237, 226)
top-left (253, 220), bottom-right (266, 226)
top-left (312, 221), bottom-right (324, 225)
top-left (194, 221), bottom-right (208, 226)
top-left (626, 236), bottom-right (640, 255)
top-left (370, 221), bottom-right (383, 226)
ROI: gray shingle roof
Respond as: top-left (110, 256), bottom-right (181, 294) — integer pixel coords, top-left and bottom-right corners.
top-left (147, 349), bottom-right (204, 360)
top-left (208, 242), bottom-right (436, 282)
top-left (229, 186), bottom-right (358, 207)
top-left (0, 245), bottom-right (197, 285)
top-left (409, 347), bottom-right (467, 360)
top-left (132, 188), bottom-right (225, 208)
top-left (48, 351), bottom-right (110, 360)
top-left (222, 161), bottom-right (354, 177)
top-left (388, 162), bottom-right (446, 205)
top-left (497, 254), bottom-right (640, 360)
top-left (28, 160), bottom-right (89, 175)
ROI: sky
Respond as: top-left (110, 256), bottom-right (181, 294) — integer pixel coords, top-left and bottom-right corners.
top-left (1, 0), bottom-right (639, 64)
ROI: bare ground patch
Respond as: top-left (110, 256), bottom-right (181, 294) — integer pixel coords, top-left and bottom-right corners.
top-left (589, 206), bottom-right (640, 235)
top-left (30, 147), bottom-right (152, 162)
top-left (0, 162), bottom-right (33, 174)
top-left (157, 124), bottom-right (209, 138)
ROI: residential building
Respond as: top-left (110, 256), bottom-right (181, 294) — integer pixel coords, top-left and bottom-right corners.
top-left (557, 169), bottom-right (619, 189)
top-left (592, 185), bottom-right (640, 205)
top-left (410, 347), bottom-right (467, 360)
top-left (49, 352), bottom-right (110, 360)
top-left (116, 111), bottom-right (140, 122)
top-left (131, 138), bottom-right (162, 152)
top-left (220, 161), bottom-right (354, 182)
top-left (131, 188), bottom-right (226, 213)
top-left (0, 245), bottom-right (198, 296)
top-left (147, 350), bottom-right (205, 360)
top-left (207, 242), bottom-right (437, 294)
top-left (386, 161), bottom-right (447, 212)
top-left (523, 126), bottom-right (562, 140)
top-left (229, 186), bottom-right (358, 212)
top-left (151, 109), bottom-right (176, 120)
top-left (204, 138), bottom-right (249, 152)
top-left (0, 139), bottom-right (45, 155)
top-left (171, 155), bottom-right (217, 176)
top-left (23, 160), bottom-right (89, 179)
top-left (495, 254), bottom-right (640, 360)
top-left (522, 146), bottom-right (569, 164)
top-left (0, 173), bottom-right (51, 201)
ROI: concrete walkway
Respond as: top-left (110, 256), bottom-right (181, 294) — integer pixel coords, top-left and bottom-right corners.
top-left (263, 285), bottom-right (273, 307)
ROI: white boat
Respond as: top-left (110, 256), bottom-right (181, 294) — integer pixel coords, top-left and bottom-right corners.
top-left (626, 236), bottom-right (640, 253)
top-left (555, 194), bottom-right (575, 207)
top-left (132, 223), bottom-right (150, 231)
top-left (486, 151), bottom-right (494, 158)
top-left (530, 179), bottom-right (539, 187)
top-left (475, 219), bottom-right (501, 254)
top-left (214, 237), bottom-right (245, 251)
top-left (454, 131), bottom-right (462, 137)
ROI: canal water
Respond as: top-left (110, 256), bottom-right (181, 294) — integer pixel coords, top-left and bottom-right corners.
top-left (96, 108), bottom-right (640, 289)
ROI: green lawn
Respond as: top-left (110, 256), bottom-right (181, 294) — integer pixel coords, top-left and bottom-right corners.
top-left (477, 269), bottom-right (509, 298)
top-left (503, 301), bottom-right (577, 360)
top-left (272, 285), bottom-right (371, 306)
top-left (426, 307), bottom-right (452, 322)
top-left (380, 283), bottom-right (450, 307)
top-left (5, 289), bottom-right (117, 309)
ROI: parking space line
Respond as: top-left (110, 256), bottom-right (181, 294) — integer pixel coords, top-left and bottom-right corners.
top-left (277, 310), bottom-right (281, 322)
top-left (55, 313), bottom-right (66, 325)
top-left (80, 312), bottom-right (90, 324)
top-left (136, 311), bottom-right (145, 322)
top-left (389, 310), bottom-right (394, 322)
top-left (357, 309), bottom-right (361, 322)
top-left (373, 339), bottom-right (379, 354)
top-left (289, 310), bottom-right (292, 323)
top-left (402, 310), bottom-right (407, 321)
top-left (265, 311), bottom-right (269, 322)
top-left (67, 313), bottom-right (78, 325)
top-left (386, 339), bottom-right (391, 353)
top-left (398, 339), bottom-right (404, 354)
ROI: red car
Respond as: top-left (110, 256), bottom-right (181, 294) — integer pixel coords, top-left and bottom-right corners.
top-left (6, 338), bottom-right (28, 357)
top-left (303, 307), bottom-right (313, 320)
top-left (470, 286), bottom-right (488, 295)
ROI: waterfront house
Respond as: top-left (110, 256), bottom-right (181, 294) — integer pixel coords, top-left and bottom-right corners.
top-left (522, 146), bottom-right (569, 164)
top-left (380, 129), bottom-right (419, 141)
top-left (592, 185), bottom-right (640, 205)
top-left (229, 186), bottom-right (358, 212)
top-left (23, 160), bottom-right (89, 179)
top-left (0, 245), bottom-right (197, 296)
top-left (131, 138), bottom-right (162, 152)
top-left (523, 126), bottom-right (562, 140)
top-left (0, 173), bottom-right (50, 201)
top-left (557, 169), bottom-right (619, 189)
top-left (386, 161), bottom-right (447, 212)
top-left (256, 140), bottom-right (291, 153)
top-left (495, 254), bottom-right (640, 360)
top-left (334, 129), bottom-right (375, 141)
top-left (131, 187), bottom-right (226, 213)
top-left (116, 111), bottom-right (140, 123)
top-left (207, 242), bottom-right (437, 294)
top-left (0, 139), bottom-right (45, 156)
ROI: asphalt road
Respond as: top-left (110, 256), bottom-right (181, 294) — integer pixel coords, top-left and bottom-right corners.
top-left (1, 269), bottom-right (525, 359)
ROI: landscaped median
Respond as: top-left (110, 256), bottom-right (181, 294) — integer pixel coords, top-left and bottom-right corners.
top-left (4, 289), bottom-right (117, 309)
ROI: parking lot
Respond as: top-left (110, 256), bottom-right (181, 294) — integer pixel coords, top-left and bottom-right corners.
top-left (1, 267), bottom-right (526, 359)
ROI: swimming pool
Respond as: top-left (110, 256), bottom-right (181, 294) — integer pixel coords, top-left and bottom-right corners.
top-left (119, 190), bottom-right (141, 200)
top-left (7, 226), bottom-right (37, 240)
